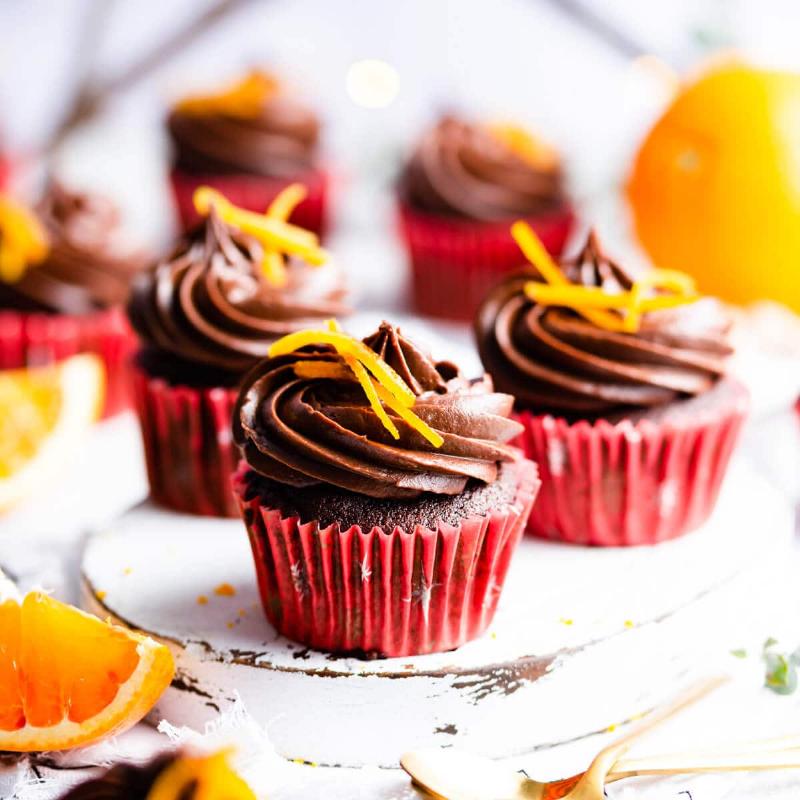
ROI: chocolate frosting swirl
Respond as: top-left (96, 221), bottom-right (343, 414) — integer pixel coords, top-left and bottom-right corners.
top-left (168, 93), bottom-right (320, 177)
top-left (400, 116), bottom-right (565, 221)
top-left (128, 209), bottom-right (347, 378)
top-left (475, 232), bottom-right (733, 415)
top-left (235, 322), bottom-right (523, 499)
top-left (0, 183), bottom-right (145, 314)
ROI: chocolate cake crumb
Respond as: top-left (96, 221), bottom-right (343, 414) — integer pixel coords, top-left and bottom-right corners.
top-left (243, 463), bottom-right (519, 530)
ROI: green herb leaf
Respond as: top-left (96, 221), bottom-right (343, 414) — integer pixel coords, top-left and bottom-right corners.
top-left (730, 648), bottom-right (747, 659)
top-left (765, 652), bottom-right (798, 695)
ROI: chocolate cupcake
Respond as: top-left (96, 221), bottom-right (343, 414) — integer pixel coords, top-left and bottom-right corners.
top-left (397, 115), bottom-right (573, 320)
top-left (0, 183), bottom-right (146, 416)
top-left (232, 321), bottom-right (540, 657)
top-left (167, 70), bottom-right (329, 236)
top-left (128, 186), bottom-right (347, 517)
top-left (58, 750), bottom-right (255, 799)
top-left (475, 225), bottom-right (749, 546)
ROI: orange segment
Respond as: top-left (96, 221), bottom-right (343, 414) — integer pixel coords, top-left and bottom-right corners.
top-left (0, 591), bottom-right (174, 751)
top-left (0, 354), bottom-right (104, 512)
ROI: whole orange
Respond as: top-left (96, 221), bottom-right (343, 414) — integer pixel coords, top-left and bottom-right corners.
top-left (627, 62), bottom-right (800, 312)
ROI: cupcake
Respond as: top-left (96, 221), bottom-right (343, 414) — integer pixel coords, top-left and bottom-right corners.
top-left (397, 115), bottom-right (573, 321)
top-left (232, 320), bottom-right (540, 657)
top-left (0, 183), bottom-right (146, 417)
top-left (475, 224), bottom-right (748, 546)
top-left (168, 70), bottom-right (328, 236)
top-left (58, 750), bottom-right (255, 799)
top-left (128, 185), bottom-right (347, 517)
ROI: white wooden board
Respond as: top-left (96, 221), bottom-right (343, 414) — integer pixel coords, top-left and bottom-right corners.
top-left (81, 459), bottom-right (792, 767)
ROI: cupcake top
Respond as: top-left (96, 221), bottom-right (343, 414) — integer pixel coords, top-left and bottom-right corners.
top-left (0, 184), bottom-right (145, 314)
top-left (475, 225), bottom-right (733, 416)
top-left (400, 115), bottom-right (565, 221)
top-left (168, 70), bottom-right (320, 177)
top-left (234, 321), bottom-right (523, 499)
top-left (58, 750), bottom-right (255, 799)
top-left (128, 185), bottom-right (347, 382)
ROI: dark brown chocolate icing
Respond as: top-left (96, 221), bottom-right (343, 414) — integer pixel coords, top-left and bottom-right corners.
top-left (234, 322), bottom-right (522, 499)
top-left (400, 116), bottom-right (565, 221)
top-left (475, 232), bottom-right (733, 415)
top-left (0, 183), bottom-right (145, 314)
top-left (168, 92), bottom-right (320, 177)
top-left (128, 208), bottom-right (347, 379)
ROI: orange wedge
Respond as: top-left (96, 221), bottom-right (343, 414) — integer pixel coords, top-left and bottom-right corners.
top-left (0, 588), bottom-right (175, 751)
top-left (0, 353), bottom-right (104, 512)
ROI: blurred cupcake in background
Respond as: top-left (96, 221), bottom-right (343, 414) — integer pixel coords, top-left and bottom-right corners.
top-left (475, 224), bottom-right (748, 546)
top-left (0, 183), bottom-right (147, 417)
top-left (167, 70), bottom-right (329, 236)
top-left (397, 115), bottom-right (573, 321)
top-left (233, 320), bottom-right (539, 657)
top-left (128, 184), bottom-right (347, 517)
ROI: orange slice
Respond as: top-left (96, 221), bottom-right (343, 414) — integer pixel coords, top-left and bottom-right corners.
top-left (0, 353), bottom-right (104, 512)
top-left (0, 588), bottom-right (175, 751)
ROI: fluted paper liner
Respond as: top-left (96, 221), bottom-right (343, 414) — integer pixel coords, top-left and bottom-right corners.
top-left (397, 201), bottom-right (573, 321)
top-left (132, 364), bottom-right (239, 517)
top-left (515, 392), bottom-right (748, 546)
top-left (234, 458), bottom-right (540, 657)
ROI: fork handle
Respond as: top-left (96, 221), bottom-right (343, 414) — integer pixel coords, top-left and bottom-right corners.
top-left (611, 749), bottom-right (800, 778)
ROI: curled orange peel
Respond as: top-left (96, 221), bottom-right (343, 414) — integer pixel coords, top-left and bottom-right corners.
top-left (193, 185), bottom-right (324, 287)
top-left (146, 749), bottom-right (255, 800)
top-left (513, 222), bottom-right (699, 334)
top-left (275, 323), bottom-right (444, 447)
top-left (489, 122), bottom-right (559, 170)
top-left (174, 70), bottom-right (277, 119)
top-left (0, 195), bottom-right (49, 284)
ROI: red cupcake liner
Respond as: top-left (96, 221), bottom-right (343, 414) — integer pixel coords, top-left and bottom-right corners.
top-left (515, 394), bottom-right (748, 547)
top-left (233, 458), bottom-right (540, 657)
top-left (0, 307), bottom-right (136, 418)
top-left (132, 364), bottom-right (239, 517)
top-left (0, 155), bottom-right (9, 189)
top-left (397, 201), bottom-right (574, 321)
top-left (169, 167), bottom-right (330, 237)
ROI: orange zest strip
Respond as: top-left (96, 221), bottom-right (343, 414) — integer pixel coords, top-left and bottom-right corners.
top-left (292, 360), bottom-right (351, 380)
top-left (489, 122), bottom-right (559, 170)
top-left (0, 195), bottom-right (50, 284)
top-left (270, 330), bottom-right (416, 408)
top-left (146, 750), bottom-right (256, 800)
top-left (276, 324), bottom-right (444, 447)
top-left (373, 381), bottom-right (444, 447)
top-left (174, 70), bottom-right (277, 119)
top-left (192, 186), bottom-right (326, 287)
top-left (346, 355), bottom-right (400, 439)
top-left (514, 222), bottom-right (698, 334)
top-left (267, 182), bottom-right (307, 219)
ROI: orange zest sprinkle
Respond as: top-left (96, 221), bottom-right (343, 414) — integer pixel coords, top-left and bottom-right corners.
top-left (0, 195), bottom-right (49, 284)
top-left (192, 185), bottom-right (325, 287)
top-left (513, 222), bottom-right (699, 334)
top-left (274, 323), bottom-right (444, 447)
top-left (489, 122), bottom-right (559, 170)
top-left (196, 595), bottom-right (208, 606)
top-left (214, 583), bottom-right (236, 597)
top-left (174, 70), bottom-right (278, 119)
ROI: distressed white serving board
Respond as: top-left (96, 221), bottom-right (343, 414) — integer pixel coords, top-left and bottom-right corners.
top-left (81, 459), bottom-right (792, 767)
